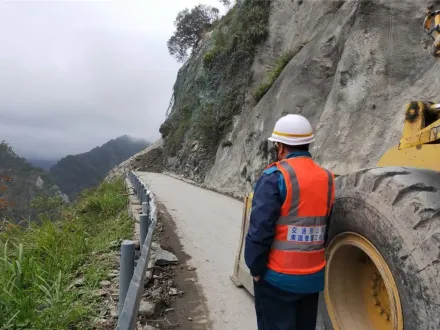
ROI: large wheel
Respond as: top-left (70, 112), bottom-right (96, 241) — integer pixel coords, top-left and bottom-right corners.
top-left (323, 166), bottom-right (440, 330)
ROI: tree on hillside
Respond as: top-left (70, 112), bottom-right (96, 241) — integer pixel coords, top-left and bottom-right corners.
top-left (167, 4), bottom-right (220, 62)
top-left (218, 0), bottom-right (231, 6)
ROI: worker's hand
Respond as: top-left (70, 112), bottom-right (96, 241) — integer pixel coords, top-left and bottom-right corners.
top-left (253, 275), bottom-right (261, 282)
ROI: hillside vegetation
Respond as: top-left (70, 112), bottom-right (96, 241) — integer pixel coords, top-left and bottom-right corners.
top-left (50, 135), bottom-right (148, 200)
top-left (0, 142), bottom-right (65, 224)
top-left (0, 179), bottom-right (132, 329)
top-left (159, 0), bottom-right (271, 179)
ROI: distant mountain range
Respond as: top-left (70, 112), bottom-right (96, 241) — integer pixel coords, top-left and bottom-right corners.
top-left (0, 135), bottom-right (148, 223)
top-left (27, 158), bottom-right (58, 171)
top-left (49, 135), bottom-right (149, 199)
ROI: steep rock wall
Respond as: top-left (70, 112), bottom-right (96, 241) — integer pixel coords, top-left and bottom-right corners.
top-left (203, 0), bottom-right (440, 196)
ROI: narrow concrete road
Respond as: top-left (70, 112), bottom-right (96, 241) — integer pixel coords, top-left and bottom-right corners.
top-left (136, 172), bottom-right (256, 330)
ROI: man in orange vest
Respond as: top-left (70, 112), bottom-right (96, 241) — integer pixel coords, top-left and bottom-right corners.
top-left (245, 114), bottom-right (335, 330)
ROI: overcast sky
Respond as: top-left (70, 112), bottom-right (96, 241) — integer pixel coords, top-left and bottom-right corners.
top-left (0, 0), bottom-right (226, 160)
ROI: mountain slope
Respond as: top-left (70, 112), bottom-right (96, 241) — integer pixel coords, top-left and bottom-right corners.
top-left (50, 135), bottom-right (148, 199)
top-left (144, 0), bottom-right (440, 197)
top-left (0, 142), bottom-right (65, 223)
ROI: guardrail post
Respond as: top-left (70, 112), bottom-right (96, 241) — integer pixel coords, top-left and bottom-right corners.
top-left (137, 183), bottom-right (142, 202)
top-left (139, 214), bottom-right (149, 250)
top-left (143, 189), bottom-right (147, 206)
top-left (141, 202), bottom-right (148, 215)
top-left (119, 240), bottom-right (135, 316)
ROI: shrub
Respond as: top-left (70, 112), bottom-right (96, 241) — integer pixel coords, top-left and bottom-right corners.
top-left (253, 82), bottom-right (272, 103)
top-left (163, 106), bottom-right (193, 156)
top-left (253, 45), bottom-right (306, 102)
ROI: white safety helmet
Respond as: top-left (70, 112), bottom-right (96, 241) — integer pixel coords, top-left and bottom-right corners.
top-left (268, 114), bottom-right (314, 146)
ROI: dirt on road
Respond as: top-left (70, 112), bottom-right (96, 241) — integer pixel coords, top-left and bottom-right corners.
top-left (148, 202), bottom-right (210, 330)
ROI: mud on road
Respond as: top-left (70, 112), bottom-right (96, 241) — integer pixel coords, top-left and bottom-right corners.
top-left (141, 203), bottom-right (210, 330)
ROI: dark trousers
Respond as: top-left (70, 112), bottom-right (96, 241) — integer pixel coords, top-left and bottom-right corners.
top-left (253, 279), bottom-right (319, 330)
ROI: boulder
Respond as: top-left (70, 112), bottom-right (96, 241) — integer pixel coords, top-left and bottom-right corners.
top-left (138, 300), bottom-right (158, 318)
top-left (155, 248), bottom-right (178, 266)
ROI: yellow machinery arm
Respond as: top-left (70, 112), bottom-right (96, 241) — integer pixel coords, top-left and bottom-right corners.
top-left (377, 101), bottom-right (440, 170)
top-left (423, 6), bottom-right (440, 58)
top-left (378, 7), bottom-right (440, 169)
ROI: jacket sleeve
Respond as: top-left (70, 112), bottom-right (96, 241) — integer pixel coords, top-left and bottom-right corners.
top-left (244, 171), bottom-right (282, 277)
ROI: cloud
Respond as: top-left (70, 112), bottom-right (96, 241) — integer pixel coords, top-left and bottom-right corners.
top-left (0, 0), bottom-right (225, 159)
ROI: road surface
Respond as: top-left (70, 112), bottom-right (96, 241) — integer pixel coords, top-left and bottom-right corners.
top-left (137, 172), bottom-right (256, 330)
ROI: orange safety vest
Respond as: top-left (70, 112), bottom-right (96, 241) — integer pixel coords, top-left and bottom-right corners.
top-left (266, 156), bottom-right (335, 275)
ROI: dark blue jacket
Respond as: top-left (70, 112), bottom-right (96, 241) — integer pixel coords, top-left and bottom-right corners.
top-left (244, 151), bottom-right (332, 278)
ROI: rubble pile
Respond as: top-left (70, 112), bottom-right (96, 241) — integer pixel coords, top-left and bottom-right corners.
top-left (132, 145), bottom-right (164, 173)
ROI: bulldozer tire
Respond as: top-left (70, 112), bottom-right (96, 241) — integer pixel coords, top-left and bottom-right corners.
top-left (322, 166), bottom-right (440, 330)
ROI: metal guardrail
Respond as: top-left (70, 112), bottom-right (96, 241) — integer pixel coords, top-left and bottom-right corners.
top-left (116, 170), bottom-right (157, 330)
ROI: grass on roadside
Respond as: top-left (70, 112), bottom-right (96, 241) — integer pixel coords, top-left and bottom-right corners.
top-left (0, 178), bottom-right (133, 330)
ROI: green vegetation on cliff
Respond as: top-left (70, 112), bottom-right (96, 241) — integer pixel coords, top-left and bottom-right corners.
top-left (160, 0), bottom-right (271, 179)
top-left (0, 179), bottom-right (132, 329)
top-left (253, 45), bottom-right (306, 102)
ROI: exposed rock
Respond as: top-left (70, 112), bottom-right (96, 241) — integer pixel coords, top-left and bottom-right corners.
top-left (151, 287), bottom-right (162, 300)
top-left (36, 176), bottom-right (44, 188)
top-left (148, 256), bottom-right (156, 269)
top-left (133, 143), bottom-right (164, 173)
top-left (138, 300), bottom-right (158, 318)
top-left (142, 325), bottom-right (157, 330)
top-left (110, 307), bottom-right (118, 318)
top-left (151, 242), bottom-right (161, 251)
top-left (145, 270), bottom-right (153, 283)
top-left (69, 277), bottom-right (85, 288)
top-left (107, 272), bottom-right (118, 279)
top-left (169, 288), bottom-right (178, 296)
top-left (155, 248), bottom-right (178, 266)
top-left (99, 280), bottom-right (112, 287)
top-left (92, 289), bottom-right (107, 297)
top-left (105, 140), bottom-right (164, 182)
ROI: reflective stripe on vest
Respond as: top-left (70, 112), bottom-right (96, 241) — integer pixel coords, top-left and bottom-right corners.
top-left (266, 157), bottom-right (335, 275)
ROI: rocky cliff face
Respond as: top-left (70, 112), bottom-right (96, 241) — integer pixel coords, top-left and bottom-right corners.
top-left (141, 0), bottom-right (440, 197)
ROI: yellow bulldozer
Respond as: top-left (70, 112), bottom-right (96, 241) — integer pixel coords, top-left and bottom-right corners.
top-left (231, 7), bottom-right (440, 330)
